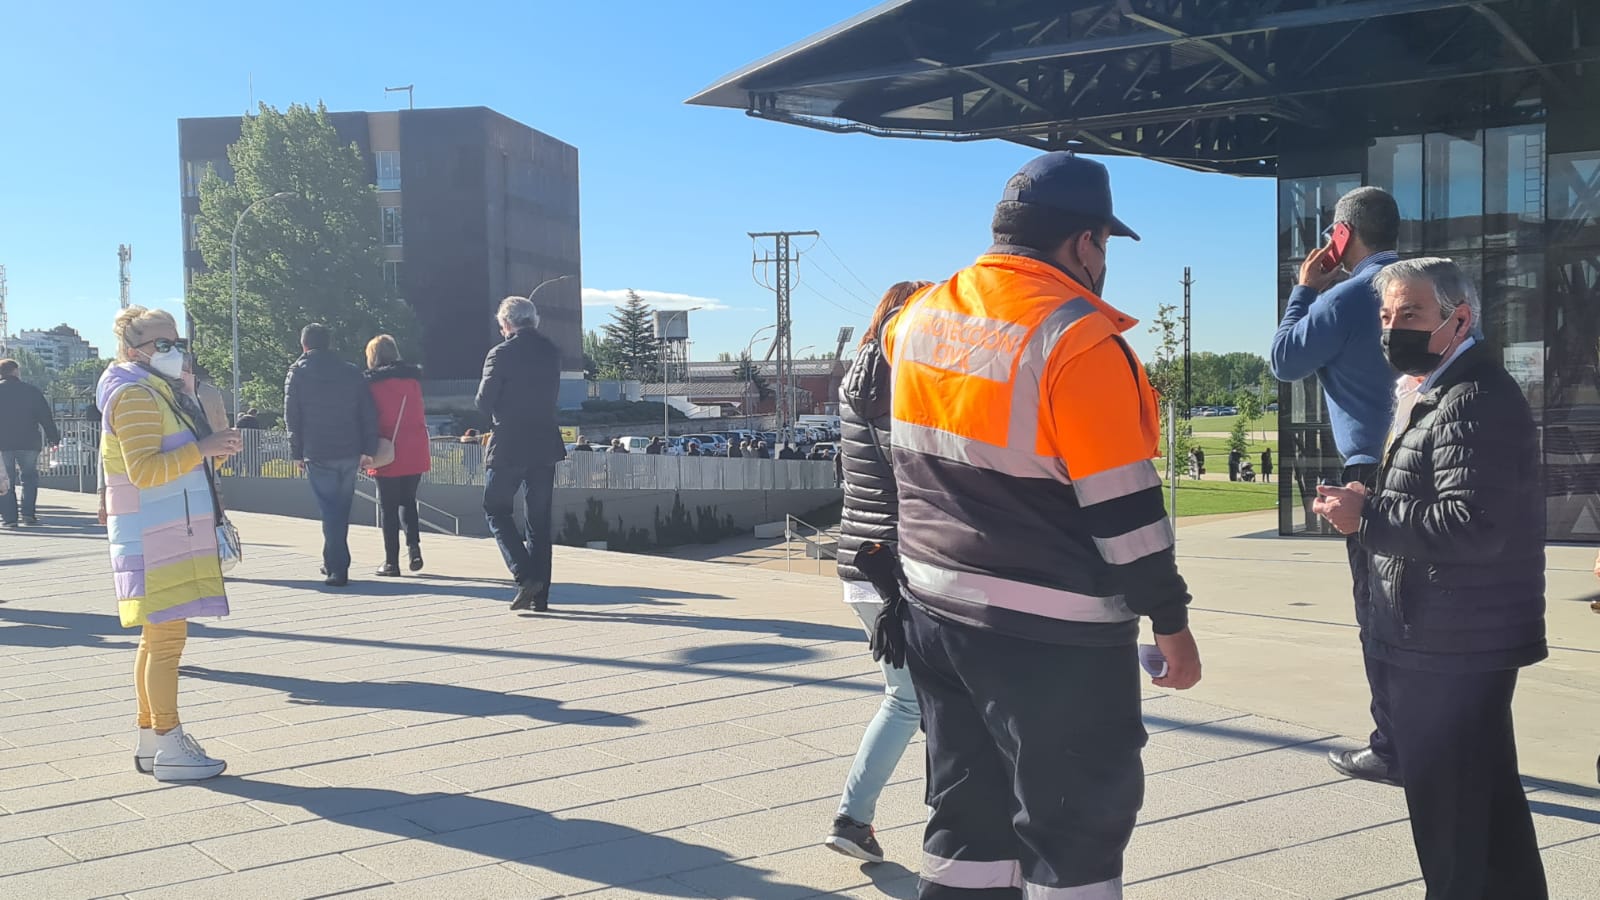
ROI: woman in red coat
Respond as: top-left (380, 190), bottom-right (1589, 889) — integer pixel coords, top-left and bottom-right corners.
top-left (364, 335), bottom-right (431, 576)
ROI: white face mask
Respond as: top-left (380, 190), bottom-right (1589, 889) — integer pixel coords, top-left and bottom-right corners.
top-left (146, 348), bottom-right (187, 380)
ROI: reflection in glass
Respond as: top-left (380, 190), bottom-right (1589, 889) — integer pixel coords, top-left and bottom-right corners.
top-left (1482, 252), bottom-right (1544, 414)
top-left (1368, 136), bottom-right (1424, 252)
top-left (1425, 131), bottom-right (1484, 250)
top-left (1485, 126), bottom-right (1545, 248)
top-left (1278, 174), bottom-right (1361, 262)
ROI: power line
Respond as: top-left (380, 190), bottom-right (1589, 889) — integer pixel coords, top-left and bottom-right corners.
top-left (817, 234), bottom-right (876, 296)
top-left (796, 281), bottom-right (870, 319)
top-left (801, 255), bottom-right (876, 309)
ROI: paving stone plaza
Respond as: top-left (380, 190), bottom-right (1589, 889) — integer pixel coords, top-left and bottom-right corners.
top-left (1, 492), bottom-right (1596, 898)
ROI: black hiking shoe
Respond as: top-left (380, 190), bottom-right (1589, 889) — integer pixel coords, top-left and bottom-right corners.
top-left (824, 815), bottom-right (885, 863)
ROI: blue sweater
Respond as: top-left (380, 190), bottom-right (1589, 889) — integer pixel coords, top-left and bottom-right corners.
top-left (1269, 252), bottom-right (1398, 465)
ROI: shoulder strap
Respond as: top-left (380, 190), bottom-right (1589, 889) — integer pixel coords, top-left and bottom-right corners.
top-left (147, 385), bottom-right (227, 523)
top-left (392, 394), bottom-right (407, 441)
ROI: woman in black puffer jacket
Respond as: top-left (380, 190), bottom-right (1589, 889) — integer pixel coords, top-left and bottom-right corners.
top-left (823, 280), bottom-right (931, 865)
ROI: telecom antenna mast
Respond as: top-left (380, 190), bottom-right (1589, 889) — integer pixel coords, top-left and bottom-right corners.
top-left (0, 264), bottom-right (9, 350)
top-left (119, 245), bottom-right (133, 309)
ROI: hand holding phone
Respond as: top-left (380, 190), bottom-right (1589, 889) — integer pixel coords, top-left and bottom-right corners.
top-left (1319, 222), bottom-right (1353, 272)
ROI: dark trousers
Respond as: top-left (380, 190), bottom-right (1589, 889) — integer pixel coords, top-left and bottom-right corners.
top-left (1343, 461), bottom-right (1398, 768)
top-left (484, 463), bottom-right (556, 596)
top-left (1375, 658), bottom-right (1547, 899)
top-left (904, 604), bottom-right (1144, 899)
top-left (376, 474), bottom-right (422, 565)
top-left (1, 449), bottom-right (41, 522)
top-left (306, 458), bottom-right (358, 576)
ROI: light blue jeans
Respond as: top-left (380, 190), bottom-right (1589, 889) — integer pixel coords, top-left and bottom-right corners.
top-left (838, 591), bottom-right (922, 825)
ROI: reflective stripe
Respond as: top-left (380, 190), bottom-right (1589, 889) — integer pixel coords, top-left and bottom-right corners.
top-left (922, 853), bottom-right (1022, 890)
top-left (894, 421), bottom-right (1068, 482)
top-left (903, 557), bottom-right (1137, 624)
top-left (1093, 518), bottom-right (1175, 565)
top-left (1072, 460), bottom-right (1161, 506)
top-left (898, 307), bottom-right (1030, 382)
top-left (1024, 876), bottom-right (1124, 899)
top-left (1007, 296), bottom-right (1100, 456)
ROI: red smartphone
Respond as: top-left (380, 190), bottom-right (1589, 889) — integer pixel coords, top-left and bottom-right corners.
top-left (1320, 222), bottom-right (1352, 272)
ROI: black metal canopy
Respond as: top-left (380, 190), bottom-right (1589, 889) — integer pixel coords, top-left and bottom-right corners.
top-left (689, 0), bottom-right (1600, 176)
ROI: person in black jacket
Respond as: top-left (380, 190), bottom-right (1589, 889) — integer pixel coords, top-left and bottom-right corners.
top-left (1314, 258), bottom-right (1547, 898)
top-left (285, 324), bottom-right (378, 586)
top-left (823, 280), bottom-right (931, 864)
top-left (0, 358), bottom-right (61, 527)
top-left (477, 295), bottom-right (567, 612)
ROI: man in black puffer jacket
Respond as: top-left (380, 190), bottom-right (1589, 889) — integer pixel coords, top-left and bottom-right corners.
top-left (1314, 258), bottom-right (1546, 898)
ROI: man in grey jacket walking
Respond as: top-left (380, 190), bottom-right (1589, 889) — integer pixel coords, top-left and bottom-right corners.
top-left (285, 324), bottom-right (377, 586)
top-left (0, 358), bottom-right (60, 527)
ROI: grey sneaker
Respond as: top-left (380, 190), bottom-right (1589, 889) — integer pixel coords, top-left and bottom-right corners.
top-left (134, 727), bottom-right (156, 774)
top-left (825, 815), bottom-right (885, 863)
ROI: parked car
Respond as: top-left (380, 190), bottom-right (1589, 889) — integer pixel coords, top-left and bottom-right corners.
top-left (613, 436), bottom-right (652, 453)
top-left (681, 433), bottom-right (730, 456)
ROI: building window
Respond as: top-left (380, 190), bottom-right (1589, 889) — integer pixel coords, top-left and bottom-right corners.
top-left (382, 206), bottom-right (403, 246)
top-left (185, 215), bottom-right (200, 251)
top-left (376, 151), bottom-right (401, 191)
top-left (1424, 131), bottom-right (1484, 250)
top-left (383, 261), bottom-right (403, 298)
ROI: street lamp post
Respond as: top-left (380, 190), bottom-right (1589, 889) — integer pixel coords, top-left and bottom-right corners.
top-left (660, 307), bottom-right (702, 440)
top-left (230, 191), bottom-right (295, 420)
top-left (741, 325), bottom-right (776, 430)
top-left (788, 345), bottom-right (816, 441)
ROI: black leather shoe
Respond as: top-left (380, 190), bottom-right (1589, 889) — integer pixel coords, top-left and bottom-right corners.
top-left (375, 564), bottom-right (401, 577)
top-left (325, 572), bottom-right (349, 587)
top-left (408, 545), bottom-right (424, 572)
top-left (510, 581), bottom-right (548, 612)
top-left (1328, 747), bottom-right (1402, 787)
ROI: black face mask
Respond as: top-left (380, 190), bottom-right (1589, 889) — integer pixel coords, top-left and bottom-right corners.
top-left (1381, 318), bottom-right (1457, 376)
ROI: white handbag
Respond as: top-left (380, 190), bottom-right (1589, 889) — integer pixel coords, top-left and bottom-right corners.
top-left (371, 394), bottom-right (407, 470)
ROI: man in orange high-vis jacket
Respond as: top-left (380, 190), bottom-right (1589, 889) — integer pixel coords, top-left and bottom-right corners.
top-left (883, 152), bottom-right (1202, 900)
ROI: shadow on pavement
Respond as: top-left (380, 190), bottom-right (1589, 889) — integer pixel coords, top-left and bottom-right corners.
top-left (0, 607), bottom-right (861, 696)
top-left (193, 780), bottom-right (818, 896)
top-left (180, 665), bottom-right (643, 728)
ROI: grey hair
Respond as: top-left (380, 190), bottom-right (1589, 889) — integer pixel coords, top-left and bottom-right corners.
top-left (497, 296), bottom-right (540, 330)
top-left (1374, 257), bottom-right (1484, 339)
top-left (1334, 186), bottom-right (1400, 252)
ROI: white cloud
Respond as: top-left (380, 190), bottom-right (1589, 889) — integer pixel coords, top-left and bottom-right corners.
top-left (582, 288), bottom-right (729, 312)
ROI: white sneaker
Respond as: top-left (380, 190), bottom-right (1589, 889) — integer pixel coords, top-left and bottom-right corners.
top-left (134, 727), bottom-right (156, 774)
top-left (152, 726), bottom-right (227, 782)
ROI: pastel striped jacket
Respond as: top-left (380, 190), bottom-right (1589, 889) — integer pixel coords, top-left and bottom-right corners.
top-left (96, 363), bottom-right (228, 628)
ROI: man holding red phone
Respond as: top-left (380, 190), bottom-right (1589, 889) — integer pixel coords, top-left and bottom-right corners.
top-left (1269, 186), bottom-right (1403, 787)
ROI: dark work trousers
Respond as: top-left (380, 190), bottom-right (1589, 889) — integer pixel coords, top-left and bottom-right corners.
top-left (375, 474), bottom-right (423, 566)
top-left (1343, 461), bottom-right (1398, 769)
top-left (483, 463), bottom-right (556, 599)
top-left (1377, 659), bottom-right (1547, 899)
top-left (904, 603), bottom-right (1144, 900)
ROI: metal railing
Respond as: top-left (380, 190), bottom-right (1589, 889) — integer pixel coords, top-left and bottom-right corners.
top-left (785, 513), bottom-right (838, 574)
top-left (214, 430), bottom-right (838, 491)
top-left (356, 472), bottom-right (461, 536)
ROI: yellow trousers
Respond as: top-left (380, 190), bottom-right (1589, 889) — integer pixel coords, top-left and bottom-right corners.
top-left (134, 620), bottom-right (188, 732)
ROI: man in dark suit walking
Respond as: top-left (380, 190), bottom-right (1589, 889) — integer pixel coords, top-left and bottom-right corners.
top-left (476, 295), bottom-right (567, 612)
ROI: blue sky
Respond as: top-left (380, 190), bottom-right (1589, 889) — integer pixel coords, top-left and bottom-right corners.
top-left (0, 0), bottom-right (1277, 367)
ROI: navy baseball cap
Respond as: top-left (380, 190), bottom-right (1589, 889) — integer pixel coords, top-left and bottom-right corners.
top-left (1000, 151), bottom-right (1140, 241)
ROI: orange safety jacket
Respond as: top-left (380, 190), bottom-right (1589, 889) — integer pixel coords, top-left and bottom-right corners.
top-left (883, 246), bottom-right (1190, 644)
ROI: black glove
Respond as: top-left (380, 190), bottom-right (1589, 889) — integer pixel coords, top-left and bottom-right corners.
top-left (854, 541), bottom-right (909, 669)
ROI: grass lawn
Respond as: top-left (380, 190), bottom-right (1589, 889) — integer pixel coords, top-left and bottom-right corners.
top-left (1156, 478), bottom-right (1278, 518)
top-left (1188, 414), bottom-right (1276, 436)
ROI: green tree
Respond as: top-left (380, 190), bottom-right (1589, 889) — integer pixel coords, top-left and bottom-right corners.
top-left (583, 329), bottom-right (623, 381)
top-left (1146, 303), bottom-right (1192, 472)
top-left (58, 357), bottom-right (110, 390)
top-left (599, 290), bottom-right (660, 381)
top-left (7, 348), bottom-right (54, 386)
top-left (1228, 415), bottom-right (1250, 456)
top-left (731, 352), bottom-right (772, 402)
top-left (1237, 389), bottom-right (1262, 426)
top-left (185, 102), bottom-right (417, 413)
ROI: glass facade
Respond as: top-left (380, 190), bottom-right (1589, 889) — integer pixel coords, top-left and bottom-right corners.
top-left (1276, 108), bottom-right (1600, 541)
